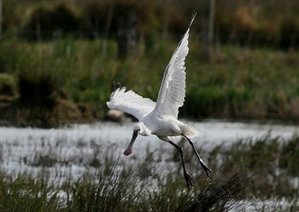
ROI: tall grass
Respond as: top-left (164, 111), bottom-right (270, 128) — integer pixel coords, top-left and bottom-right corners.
top-left (1, 135), bottom-right (299, 210)
top-left (207, 135), bottom-right (299, 198)
top-left (0, 159), bottom-right (249, 211)
top-left (0, 174), bottom-right (63, 211)
top-left (1, 38), bottom-right (299, 122)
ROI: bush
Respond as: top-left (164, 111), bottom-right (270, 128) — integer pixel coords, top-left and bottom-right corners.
top-left (0, 74), bottom-right (18, 97)
top-left (18, 71), bottom-right (58, 108)
top-left (21, 4), bottom-right (80, 40)
top-left (182, 86), bottom-right (255, 118)
top-left (279, 16), bottom-right (299, 50)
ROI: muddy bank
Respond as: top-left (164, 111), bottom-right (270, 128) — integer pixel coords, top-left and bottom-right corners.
top-left (0, 95), bottom-right (102, 128)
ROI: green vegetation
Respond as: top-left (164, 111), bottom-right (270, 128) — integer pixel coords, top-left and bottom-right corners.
top-left (1, 0), bottom-right (299, 125)
top-left (1, 2), bottom-right (298, 209)
top-left (208, 136), bottom-right (299, 198)
top-left (1, 38), bottom-right (299, 125)
top-left (0, 73), bottom-right (18, 98)
top-left (3, 0), bottom-right (299, 49)
top-left (1, 135), bottom-right (299, 211)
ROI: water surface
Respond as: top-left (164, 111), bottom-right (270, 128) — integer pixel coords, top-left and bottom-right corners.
top-left (0, 120), bottom-right (298, 184)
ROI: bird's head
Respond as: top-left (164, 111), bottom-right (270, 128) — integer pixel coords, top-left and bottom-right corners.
top-left (134, 122), bottom-right (151, 136)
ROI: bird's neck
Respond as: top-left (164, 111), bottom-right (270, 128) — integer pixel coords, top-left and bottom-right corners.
top-left (138, 122), bottom-right (151, 136)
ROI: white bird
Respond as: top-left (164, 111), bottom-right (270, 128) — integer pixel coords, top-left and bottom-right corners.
top-left (107, 13), bottom-right (211, 190)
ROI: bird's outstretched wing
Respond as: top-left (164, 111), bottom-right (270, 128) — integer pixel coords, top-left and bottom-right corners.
top-left (107, 87), bottom-right (156, 121)
top-left (154, 14), bottom-right (196, 118)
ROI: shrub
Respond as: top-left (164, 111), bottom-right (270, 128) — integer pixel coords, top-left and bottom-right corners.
top-left (279, 16), bottom-right (299, 50)
top-left (18, 71), bottom-right (58, 108)
top-left (21, 4), bottom-right (80, 40)
top-left (0, 74), bottom-right (18, 97)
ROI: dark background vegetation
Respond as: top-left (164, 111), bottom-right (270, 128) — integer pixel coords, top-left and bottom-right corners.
top-left (1, 0), bottom-right (299, 126)
top-left (1, 1), bottom-right (299, 210)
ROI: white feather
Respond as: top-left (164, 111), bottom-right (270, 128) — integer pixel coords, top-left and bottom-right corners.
top-left (106, 14), bottom-right (211, 183)
top-left (154, 15), bottom-right (195, 118)
top-left (106, 87), bottom-right (156, 121)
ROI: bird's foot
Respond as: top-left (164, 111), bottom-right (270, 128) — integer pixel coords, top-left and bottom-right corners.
top-left (184, 172), bottom-right (194, 191)
top-left (200, 162), bottom-right (212, 178)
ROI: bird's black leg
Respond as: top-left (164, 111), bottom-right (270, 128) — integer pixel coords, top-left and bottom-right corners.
top-left (167, 140), bottom-right (194, 190)
top-left (182, 135), bottom-right (212, 178)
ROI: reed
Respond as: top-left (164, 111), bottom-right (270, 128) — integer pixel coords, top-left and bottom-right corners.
top-left (1, 37), bottom-right (299, 123)
top-left (0, 135), bottom-right (299, 210)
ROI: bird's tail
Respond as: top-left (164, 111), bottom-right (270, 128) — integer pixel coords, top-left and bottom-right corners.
top-left (180, 125), bottom-right (199, 138)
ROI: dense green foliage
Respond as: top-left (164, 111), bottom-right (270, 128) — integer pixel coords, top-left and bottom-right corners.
top-left (1, 0), bottom-right (299, 124)
top-left (1, 38), bottom-right (299, 122)
top-left (3, 0), bottom-right (299, 49)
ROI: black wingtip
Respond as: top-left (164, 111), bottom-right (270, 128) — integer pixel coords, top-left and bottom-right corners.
top-left (111, 81), bottom-right (122, 93)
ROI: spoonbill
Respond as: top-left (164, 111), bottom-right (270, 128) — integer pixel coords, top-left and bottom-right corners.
top-left (107, 13), bottom-right (211, 189)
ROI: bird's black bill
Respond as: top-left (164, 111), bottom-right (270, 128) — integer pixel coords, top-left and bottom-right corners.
top-left (124, 129), bottom-right (138, 156)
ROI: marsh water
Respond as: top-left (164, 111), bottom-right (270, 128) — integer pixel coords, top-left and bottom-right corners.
top-left (0, 119), bottom-right (299, 211)
top-left (0, 119), bottom-right (298, 184)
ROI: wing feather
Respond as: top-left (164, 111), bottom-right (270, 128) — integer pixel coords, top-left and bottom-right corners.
top-left (107, 87), bottom-right (156, 120)
top-left (154, 14), bottom-right (196, 118)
